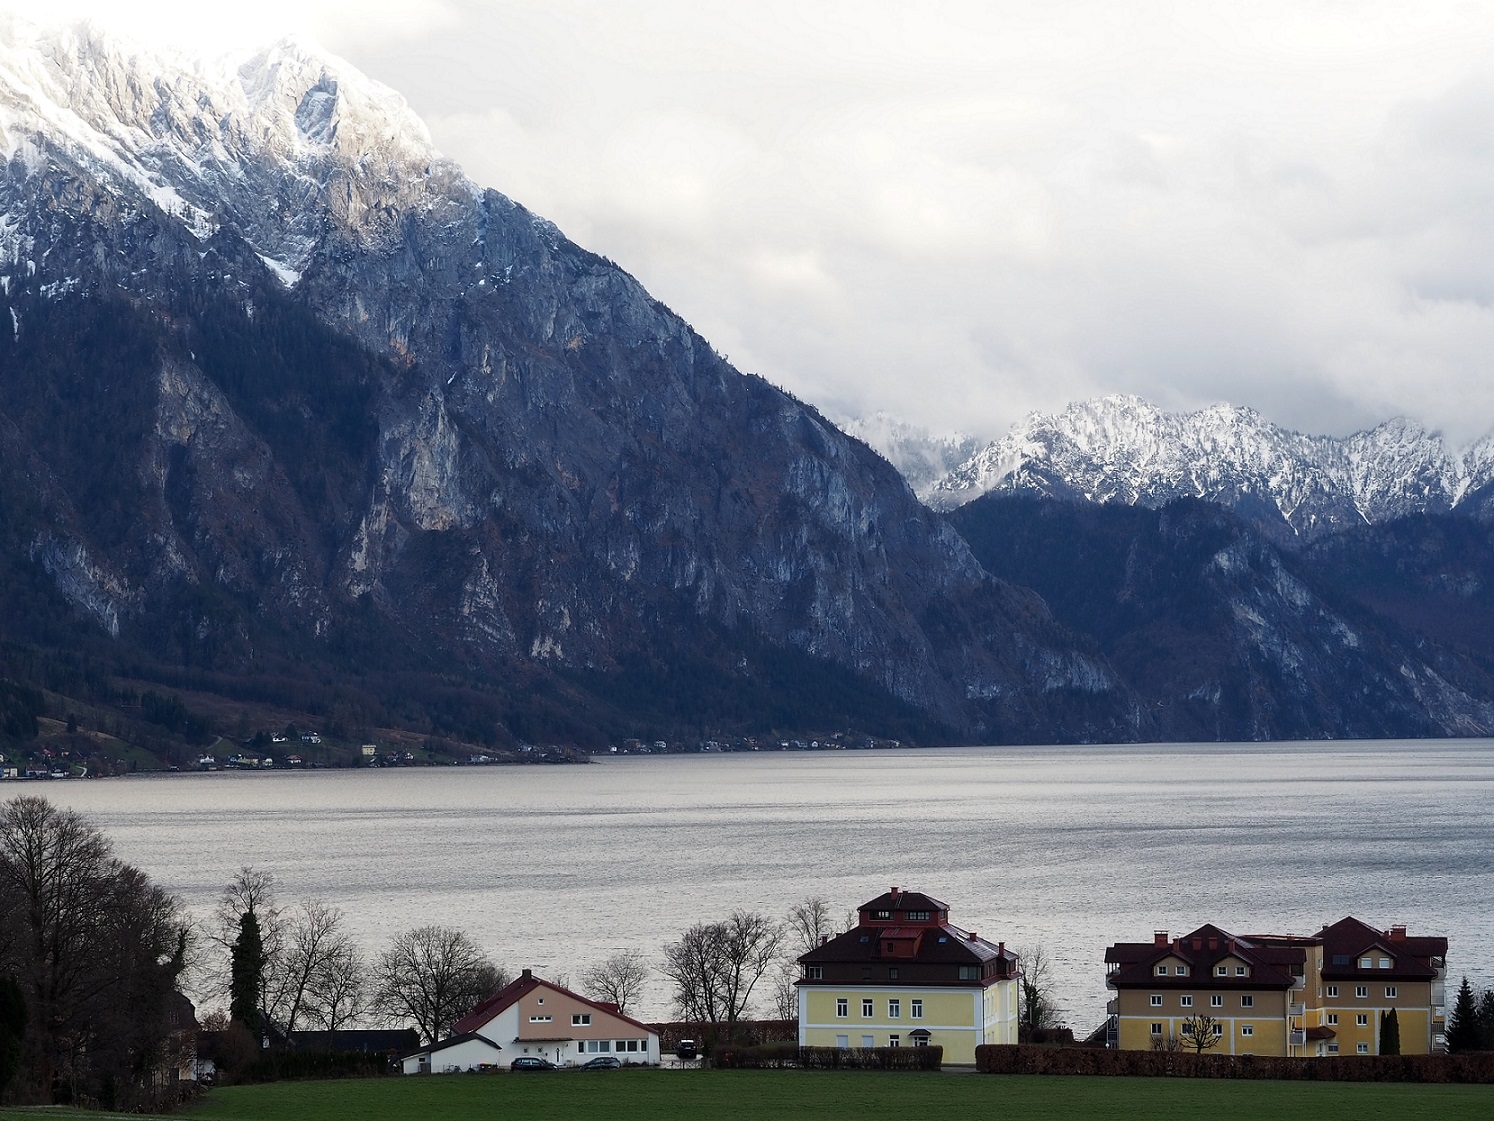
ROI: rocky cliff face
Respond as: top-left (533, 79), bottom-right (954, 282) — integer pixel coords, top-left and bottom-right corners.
top-left (0, 22), bottom-right (1141, 743)
top-left (926, 395), bottom-right (1494, 541)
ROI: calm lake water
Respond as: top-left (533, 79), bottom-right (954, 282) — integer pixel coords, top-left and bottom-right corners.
top-left (27, 740), bottom-right (1494, 1030)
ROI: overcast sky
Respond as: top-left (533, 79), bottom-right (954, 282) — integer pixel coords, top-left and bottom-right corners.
top-left (15, 2), bottom-right (1494, 444)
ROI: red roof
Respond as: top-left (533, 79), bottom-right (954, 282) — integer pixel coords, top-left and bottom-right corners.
top-left (453, 971), bottom-right (655, 1037)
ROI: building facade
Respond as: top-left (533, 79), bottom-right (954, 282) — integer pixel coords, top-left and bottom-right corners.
top-left (401, 969), bottom-right (660, 1072)
top-left (1106, 918), bottom-right (1448, 1056)
top-left (797, 888), bottom-right (1020, 1064)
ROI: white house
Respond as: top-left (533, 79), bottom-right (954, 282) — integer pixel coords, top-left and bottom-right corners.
top-left (400, 969), bottom-right (659, 1072)
top-left (399, 1031), bottom-right (504, 1074)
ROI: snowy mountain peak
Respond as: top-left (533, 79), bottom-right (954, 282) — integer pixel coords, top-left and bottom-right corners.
top-left (925, 395), bottom-right (1493, 538)
top-left (0, 19), bottom-right (451, 282)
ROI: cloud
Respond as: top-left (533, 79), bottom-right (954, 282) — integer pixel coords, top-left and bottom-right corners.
top-left (13, 1), bottom-right (1494, 443)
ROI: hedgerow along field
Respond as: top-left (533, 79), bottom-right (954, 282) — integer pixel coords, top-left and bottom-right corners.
top-left (7, 1069), bottom-right (1487, 1121)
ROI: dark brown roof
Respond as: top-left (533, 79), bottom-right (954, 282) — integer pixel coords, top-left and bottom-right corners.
top-left (1106, 924), bottom-right (1304, 990)
top-left (801, 922), bottom-right (1016, 968)
top-left (859, 890), bottom-right (948, 915)
top-left (1312, 917), bottom-right (1444, 981)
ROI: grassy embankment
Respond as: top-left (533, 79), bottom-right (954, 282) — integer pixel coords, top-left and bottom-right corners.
top-left (6, 1069), bottom-right (1494, 1121)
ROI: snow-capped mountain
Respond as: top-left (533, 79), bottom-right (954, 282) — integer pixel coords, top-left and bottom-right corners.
top-left (838, 413), bottom-right (980, 497)
top-left (0, 19), bottom-right (1141, 743)
top-left (926, 395), bottom-right (1494, 538)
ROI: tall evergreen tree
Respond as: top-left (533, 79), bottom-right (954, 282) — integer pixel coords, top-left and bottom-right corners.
top-left (1379, 1008), bottom-right (1400, 1055)
top-left (1446, 976), bottom-right (1480, 1053)
top-left (1478, 988), bottom-right (1494, 1051)
top-left (230, 911), bottom-right (265, 1033)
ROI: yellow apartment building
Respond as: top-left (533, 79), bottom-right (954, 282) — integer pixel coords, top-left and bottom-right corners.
top-left (1106, 918), bottom-right (1448, 1057)
top-left (797, 888), bottom-right (1020, 1064)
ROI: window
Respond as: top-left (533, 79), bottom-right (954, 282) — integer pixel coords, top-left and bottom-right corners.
top-left (1378, 958), bottom-right (1391, 969)
top-left (1181, 1022), bottom-right (1194, 1036)
top-left (1242, 1025), bottom-right (1254, 1037)
top-left (1236, 966), bottom-right (1248, 976)
top-left (1327, 1014), bottom-right (1339, 1026)
top-left (862, 999), bottom-right (874, 1017)
top-left (1385, 986), bottom-right (1397, 999)
top-left (888, 968), bottom-right (899, 981)
top-left (1356, 1014), bottom-right (1368, 1027)
top-left (1359, 957), bottom-right (1372, 969)
top-left (1157, 965), bottom-right (1169, 976)
top-left (1331, 955), bottom-right (1350, 966)
top-left (911, 1032), bottom-right (930, 1047)
top-left (1357, 1042), bottom-right (1369, 1054)
top-left (528, 1015), bottom-right (552, 1023)
top-left (1215, 966), bottom-right (1227, 977)
top-left (1326, 985), bottom-right (1338, 998)
top-left (836, 999), bottom-right (848, 1018)
top-left (1151, 1023), bottom-right (1164, 1035)
top-left (1151, 995), bottom-right (1163, 1007)
top-left (572, 1014), bottom-right (591, 1026)
top-left (911, 1000), bottom-right (923, 1019)
top-left (807, 966), bottom-right (823, 980)
top-left (836, 1035), bottom-right (849, 1049)
top-left (1180, 995), bottom-right (1194, 1008)
top-left (888, 1034), bottom-right (900, 1047)
top-left (1213, 1024), bottom-right (1224, 1038)
top-left (875, 910), bottom-right (891, 920)
top-left (1176, 965), bottom-right (1189, 976)
top-left (907, 910), bottom-right (930, 921)
top-left (958, 966), bottom-right (979, 980)
top-left (1355, 986), bottom-right (1368, 999)
top-left (1327, 1043), bottom-right (1340, 1054)
top-left (1210, 995), bottom-right (1223, 1008)
top-left (889, 999), bottom-right (901, 1019)
top-left (1241, 995), bottom-right (1254, 1008)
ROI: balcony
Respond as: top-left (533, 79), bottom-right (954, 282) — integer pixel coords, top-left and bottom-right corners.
top-left (1434, 1006), bottom-right (1446, 1022)
top-left (1289, 1003), bottom-right (1305, 1017)
top-left (1290, 1030), bottom-right (1306, 1046)
top-left (1107, 999), bottom-right (1118, 1015)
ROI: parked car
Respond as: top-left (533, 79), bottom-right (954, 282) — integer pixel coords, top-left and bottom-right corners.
top-left (580, 1056), bottom-right (621, 1070)
top-left (675, 1039), bottom-right (698, 1060)
top-left (510, 1056), bottom-right (557, 1071)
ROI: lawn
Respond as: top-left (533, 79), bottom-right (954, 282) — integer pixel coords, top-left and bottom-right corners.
top-left (8, 1069), bottom-right (1489, 1121)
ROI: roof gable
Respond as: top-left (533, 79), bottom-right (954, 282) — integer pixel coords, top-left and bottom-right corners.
top-left (453, 971), bottom-right (656, 1037)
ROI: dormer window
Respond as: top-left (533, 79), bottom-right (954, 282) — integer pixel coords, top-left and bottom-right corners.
top-left (907, 910), bottom-right (930, 921)
top-left (1215, 966), bottom-right (1227, 977)
top-left (1236, 966), bottom-right (1248, 976)
top-left (875, 910), bottom-right (891, 920)
top-left (1359, 957), bottom-right (1372, 969)
top-left (1379, 958), bottom-right (1391, 969)
top-left (1156, 966), bottom-right (1169, 976)
top-left (1176, 965), bottom-right (1188, 977)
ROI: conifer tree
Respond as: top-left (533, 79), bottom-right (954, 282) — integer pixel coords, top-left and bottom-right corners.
top-left (1446, 976), bottom-right (1479, 1053)
top-left (1478, 988), bottom-right (1494, 1051)
top-left (1379, 1008), bottom-right (1400, 1056)
top-left (230, 911), bottom-right (265, 1033)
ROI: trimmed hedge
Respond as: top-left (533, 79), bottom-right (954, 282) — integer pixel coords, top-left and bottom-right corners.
top-left (975, 1044), bottom-right (1494, 1083)
top-left (249, 1049), bottom-right (393, 1082)
top-left (715, 1044), bottom-right (942, 1071)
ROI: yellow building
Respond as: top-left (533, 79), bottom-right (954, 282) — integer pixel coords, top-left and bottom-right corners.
top-left (1106, 918), bottom-right (1448, 1057)
top-left (797, 888), bottom-right (1020, 1065)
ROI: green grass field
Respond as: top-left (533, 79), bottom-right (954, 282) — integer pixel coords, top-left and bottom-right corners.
top-left (4, 1070), bottom-right (1491, 1121)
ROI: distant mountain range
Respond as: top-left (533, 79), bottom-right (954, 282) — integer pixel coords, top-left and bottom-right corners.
top-left (855, 395), bottom-right (1494, 541)
top-left (2, 21), bottom-right (1494, 754)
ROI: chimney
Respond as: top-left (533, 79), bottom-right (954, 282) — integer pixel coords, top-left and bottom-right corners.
top-left (998, 941), bottom-right (1006, 956)
top-left (969, 931), bottom-right (978, 941)
top-left (820, 935), bottom-right (829, 946)
top-left (522, 968), bottom-right (532, 979)
top-left (890, 886), bottom-right (900, 896)
top-left (1154, 930), bottom-right (1168, 946)
top-left (1390, 925), bottom-right (1407, 941)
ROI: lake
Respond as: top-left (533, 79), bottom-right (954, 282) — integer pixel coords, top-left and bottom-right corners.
top-left (23, 739), bottom-right (1494, 1030)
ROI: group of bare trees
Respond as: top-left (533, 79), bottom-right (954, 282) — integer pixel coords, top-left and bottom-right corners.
top-left (212, 869), bottom-right (510, 1046)
top-left (0, 795), bottom-right (192, 1108)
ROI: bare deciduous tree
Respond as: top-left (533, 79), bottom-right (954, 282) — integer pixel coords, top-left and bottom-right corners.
top-left (581, 951), bottom-right (649, 1017)
top-left (0, 795), bottom-right (189, 1108)
top-left (264, 900), bottom-right (360, 1034)
top-left (1017, 944), bottom-right (1062, 1040)
top-left (1180, 1013), bottom-right (1224, 1054)
top-left (373, 926), bottom-right (506, 1044)
top-left (661, 910), bottom-right (782, 1042)
top-left (786, 896), bottom-right (838, 957)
